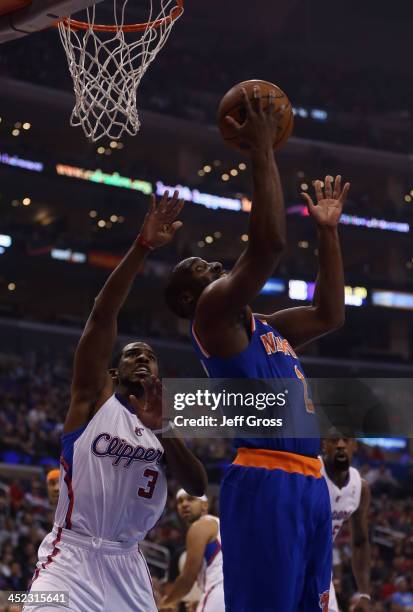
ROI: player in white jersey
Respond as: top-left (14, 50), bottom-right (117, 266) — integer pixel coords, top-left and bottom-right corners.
top-left (322, 436), bottom-right (371, 612)
top-left (160, 489), bottom-right (225, 612)
top-left (27, 191), bottom-right (207, 612)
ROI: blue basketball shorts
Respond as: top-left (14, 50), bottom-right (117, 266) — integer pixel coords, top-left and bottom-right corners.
top-left (219, 449), bottom-right (332, 612)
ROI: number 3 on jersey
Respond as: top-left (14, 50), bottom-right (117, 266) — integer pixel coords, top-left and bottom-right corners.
top-left (294, 366), bottom-right (315, 414)
top-left (138, 468), bottom-right (159, 499)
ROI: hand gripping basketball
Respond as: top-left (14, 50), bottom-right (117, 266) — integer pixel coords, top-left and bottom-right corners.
top-left (218, 79), bottom-right (294, 151)
top-left (223, 85), bottom-right (283, 152)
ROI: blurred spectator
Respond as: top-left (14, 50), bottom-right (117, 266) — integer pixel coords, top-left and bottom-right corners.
top-left (0, 348), bottom-right (413, 607)
top-left (0, 31), bottom-right (412, 152)
top-left (46, 469), bottom-right (60, 508)
top-left (390, 576), bottom-right (413, 610)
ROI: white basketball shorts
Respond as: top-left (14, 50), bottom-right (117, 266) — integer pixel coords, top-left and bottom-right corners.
top-left (25, 526), bottom-right (157, 612)
top-left (328, 578), bottom-right (339, 612)
top-left (196, 582), bottom-right (225, 612)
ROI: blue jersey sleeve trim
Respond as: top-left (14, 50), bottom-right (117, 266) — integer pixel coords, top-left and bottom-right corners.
top-left (61, 425), bottom-right (87, 475)
top-left (204, 539), bottom-right (221, 566)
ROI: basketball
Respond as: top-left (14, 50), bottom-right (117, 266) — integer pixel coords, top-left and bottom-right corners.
top-left (1, 2), bottom-right (409, 611)
top-left (217, 79), bottom-right (294, 151)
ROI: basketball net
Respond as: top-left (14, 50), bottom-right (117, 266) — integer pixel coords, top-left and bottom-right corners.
top-left (58, 0), bottom-right (183, 142)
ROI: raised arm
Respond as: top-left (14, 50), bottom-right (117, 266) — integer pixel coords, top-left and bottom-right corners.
top-left (159, 519), bottom-right (217, 609)
top-left (351, 480), bottom-right (372, 611)
top-left (256, 175), bottom-right (349, 349)
top-left (196, 86), bottom-right (286, 328)
top-left (64, 191), bottom-right (184, 433)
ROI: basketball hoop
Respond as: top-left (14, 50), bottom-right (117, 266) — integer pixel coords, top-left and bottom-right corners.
top-left (57, 0), bottom-right (184, 142)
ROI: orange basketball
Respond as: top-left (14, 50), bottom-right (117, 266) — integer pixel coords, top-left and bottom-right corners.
top-left (217, 79), bottom-right (294, 151)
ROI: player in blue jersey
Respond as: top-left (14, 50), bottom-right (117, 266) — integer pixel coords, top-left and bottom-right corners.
top-left (165, 84), bottom-right (350, 611)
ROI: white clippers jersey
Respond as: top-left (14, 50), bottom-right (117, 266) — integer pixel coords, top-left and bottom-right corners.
top-left (321, 459), bottom-right (362, 541)
top-left (197, 516), bottom-right (223, 592)
top-left (54, 393), bottom-right (167, 542)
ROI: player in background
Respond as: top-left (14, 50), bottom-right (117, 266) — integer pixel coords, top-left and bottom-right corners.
top-left (27, 191), bottom-right (207, 612)
top-left (165, 542), bottom-right (203, 612)
top-left (322, 436), bottom-right (371, 612)
top-left (160, 489), bottom-right (224, 612)
top-left (165, 84), bottom-right (350, 611)
top-left (46, 469), bottom-right (60, 509)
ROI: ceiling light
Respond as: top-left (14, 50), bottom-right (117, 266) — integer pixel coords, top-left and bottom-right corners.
top-left (300, 183), bottom-right (308, 191)
top-left (405, 195), bottom-right (412, 203)
top-left (12, 129), bottom-right (20, 136)
top-left (298, 240), bottom-right (309, 248)
top-left (109, 141), bottom-right (118, 149)
top-left (222, 174), bottom-right (229, 181)
top-left (198, 241), bottom-right (205, 248)
top-left (22, 197), bottom-right (31, 206)
top-left (213, 160), bottom-right (221, 167)
top-left (214, 231), bottom-right (222, 239)
top-left (97, 146), bottom-right (105, 154)
top-left (98, 220), bottom-right (106, 228)
top-left (238, 163), bottom-right (247, 170)
top-left (14, 122), bottom-right (21, 128)
top-left (203, 165), bottom-right (212, 173)
top-left (230, 169), bottom-right (238, 177)
top-left (198, 170), bottom-right (205, 177)
top-left (22, 122), bottom-right (31, 130)
top-left (89, 210), bottom-right (97, 218)
top-left (8, 282), bottom-right (16, 291)
top-left (205, 236), bottom-right (213, 244)
top-left (241, 234), bottom-right (248, 242)
top-left (110, 214), bottom-right (118, 222)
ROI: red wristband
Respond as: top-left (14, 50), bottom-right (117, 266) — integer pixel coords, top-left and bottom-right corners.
top-left (136, 234), bottom-right (155, 251)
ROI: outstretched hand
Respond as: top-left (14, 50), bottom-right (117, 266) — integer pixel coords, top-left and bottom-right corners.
top-left (139, 189), bottom-right (184, 249)
top-left (351, 597), bottom-right (372, 612)
top-left (225, 85), bottom-right (284, 152)
top-left (129, 375), bottom-right (165, 431)
top-left (301, 175), bottom-right (350, 228)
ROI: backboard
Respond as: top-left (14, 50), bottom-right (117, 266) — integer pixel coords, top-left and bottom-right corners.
top-left (0, 0), bottom-right (103, 44)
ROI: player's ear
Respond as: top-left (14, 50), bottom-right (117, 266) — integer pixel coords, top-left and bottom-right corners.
top-left (181, 290), bottom-right (193, 304)
top-left (320, 439), bottom-right (327, 455)
top-left (108, 368), bottom-right (119, 384)
top-left (180, 290), bottom-right (194, 316)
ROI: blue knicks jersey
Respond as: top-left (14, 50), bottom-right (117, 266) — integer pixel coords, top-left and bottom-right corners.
top-left (190, 314), bottom-right (320, 457)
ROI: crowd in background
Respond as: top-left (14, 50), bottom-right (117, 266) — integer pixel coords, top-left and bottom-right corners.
top-left (0, 349), bottom-right (413, 610)
top-left (1, 451), bottom-right (413, 610)
top-left (0, 32), bottom-right (412, 153)
top-left (1, 6), bottom-right (412, 610)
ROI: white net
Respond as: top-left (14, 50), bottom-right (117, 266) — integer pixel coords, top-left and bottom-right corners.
top-left (58, 0), bottom-right (183, 142)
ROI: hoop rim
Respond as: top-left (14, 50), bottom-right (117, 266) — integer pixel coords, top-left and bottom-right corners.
top-left (58, 0), bottom-right (183, 32)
